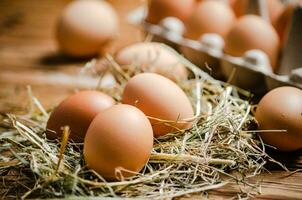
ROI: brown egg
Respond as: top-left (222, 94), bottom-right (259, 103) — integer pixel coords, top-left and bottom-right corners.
top-left (229, 0), bottom-right (236, 7)
top-left (122, 73), bottom-right (194, 137)
top-left (255, 87), bottom-right (302, 152)
top-left (224, 15), bottom-right (280, 70)
top-left (232, 0), bottom-right (284, 24)
top-left (56, 0), bottom-right (119, 57)
top-left (46, 91), bottom-right (115, 142)
top-left (84, 104), bottom-right (153, 180)
top-left (115, 42), bottom-right (188, 81)
top-left (185, 0), bottom-right (236, 40)
top-left (146, 0), bottom-right (195, 24)
top-left (274, 3), bottom-right (298, 45)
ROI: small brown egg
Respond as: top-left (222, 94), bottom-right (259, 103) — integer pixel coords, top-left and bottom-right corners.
top-left (232, 0), bottom-right (284, 24)
top-left (46, 91), bottom-right (115, 142)
top-left (229, 0), bottom-right (236, 8)
top-left (84, 104), bottom-right (153, 180)
top-left (56, 0), bottom-right (119, 57)
top-left (255, 87), bottom-right (302, 152)
top-left (274, 3), bottom-right (298, 45)
top-left (115, 42), bottom-right (188, 82)
top-left (146, 0), bottom-right (195, 24)
top-left (122, 73), bottom-right (194, 137)
top-left (185, 0), bottom-right (236, 40)
top-left (224, 15), bottom-right (280, 70)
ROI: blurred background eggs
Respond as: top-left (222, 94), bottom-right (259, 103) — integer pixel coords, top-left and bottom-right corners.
top-left (185, 0), bottom-right (236, 40)
top-left (56, 0), bottom-right (119, 57)
top-left (232, 0), bottom-right (284, 24)
top-left (274, 2), bottom-right (300, 46)
top-left (146, 0), bottom-right (195, 24)
top-left (224, 15), bottom-right (280, 70)
top-left (115, 42), bottom-right (188, 81)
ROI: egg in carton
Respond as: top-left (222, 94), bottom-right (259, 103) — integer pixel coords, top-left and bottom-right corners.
top-left (128, 0), bottom-right (302, 96)
top-left (221, 0), bottom-right (302, 94)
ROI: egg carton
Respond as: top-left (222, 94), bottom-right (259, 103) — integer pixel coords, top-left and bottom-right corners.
top-left (128, 1), bottom-right (302, 96)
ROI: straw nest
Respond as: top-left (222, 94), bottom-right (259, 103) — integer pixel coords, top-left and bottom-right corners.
top-left (0, 46), bottom-right (284, 199)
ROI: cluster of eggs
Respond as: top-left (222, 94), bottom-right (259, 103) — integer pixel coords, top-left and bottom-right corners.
top-left (52, 0), bottom-right (197, 179)
top-left (146, 0), bottom-right (299, 72)
top-left (55, 0), bottom-right (298, 70)
top-left (145, 0), bottom-right (302, 153)
top-left (51, 0), bottom-right (302, 177)
top-left (46, 72), bottom-right (194, 180)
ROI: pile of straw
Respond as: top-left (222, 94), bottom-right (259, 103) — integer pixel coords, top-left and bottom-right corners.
top-left (0, 48), bottom-right (283, 199)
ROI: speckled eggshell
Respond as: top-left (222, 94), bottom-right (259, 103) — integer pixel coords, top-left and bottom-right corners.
top-left (122, 73), bottom-right (194, 137)
top-left (255, 87), bottom-right (302, 152)
top-left (84, 104), bottom-right (153, 180)
top-left (56, 0), bottom-right (119, 57)
top-left (46, 90), bottom-right (115, 142)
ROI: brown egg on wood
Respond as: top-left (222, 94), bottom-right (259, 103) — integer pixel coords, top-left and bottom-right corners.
top-left (122, 73), bottom-right (194, 137)
top-left (255, 87), bottom-right (302, 152)
top-left (115, 42), bottom-right (188, 82)
top-left (146, 0), bottom-right (195, 24)
top-left (56, 0), bottom-right (119, 57)
top-left (84, 104), bottom-right (153, 180)
top-left (224, 15), bottom-right (280, 70)
top-left (185, 0), bottom-right (236, 40)
top-left (46, 91), bottom-right (115, 142)
top-left (232, 0), bottom-right (284, 24)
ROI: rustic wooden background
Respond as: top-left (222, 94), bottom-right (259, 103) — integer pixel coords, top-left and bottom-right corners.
top-left (0, 0), bottom-right (302, 199)
top-left (0, 0), bottom-right (144, 112)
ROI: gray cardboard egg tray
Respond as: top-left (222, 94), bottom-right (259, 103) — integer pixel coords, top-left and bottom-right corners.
top-left (128, 4), bottom-right (302, 96)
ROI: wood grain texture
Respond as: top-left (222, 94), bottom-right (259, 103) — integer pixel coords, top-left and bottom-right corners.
top-left (0, 0), bottom-right (302, 199)
top-left (0, 0), bottom-right (144, 110)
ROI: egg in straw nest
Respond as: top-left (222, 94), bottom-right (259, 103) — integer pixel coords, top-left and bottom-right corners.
top-left (0, 45), bottom-right (285, 199)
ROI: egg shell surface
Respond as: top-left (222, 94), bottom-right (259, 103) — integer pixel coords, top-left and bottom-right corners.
top-left (146, 0), bottom-right (195, 24)
top-left (185, 0), bottom-right (236, 40)
top-left (122, 73), bottom-right (194, 137)
top-left (84, 104), bottom-right (153, 180)
top-left (115, 42), bottom-right (188, 81)
top-left (224, 15), bottom-right (280, 69)
top-left (46, 90), bottom-right (115, 142)
top-left (255, 86), bottom-right (302, 152)
top-left (56, 0), bottom-right (119, 57)
top-left (232, 0), bottom-right (284, 24)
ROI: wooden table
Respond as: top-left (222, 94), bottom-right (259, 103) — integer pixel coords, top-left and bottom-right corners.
top-left (0, 0), bottom-right (144, 111)
top-left (0, 1), bottom-right (302, 199)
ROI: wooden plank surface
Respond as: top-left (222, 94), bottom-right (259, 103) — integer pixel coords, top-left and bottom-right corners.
top-left (0, 1), bottom-right (302, 199)
top-left (0, 0), bottom-right (144, 110)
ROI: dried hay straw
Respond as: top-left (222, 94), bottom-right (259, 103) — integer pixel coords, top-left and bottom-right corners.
top-left (0, 46), bottom-right (285, 199)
